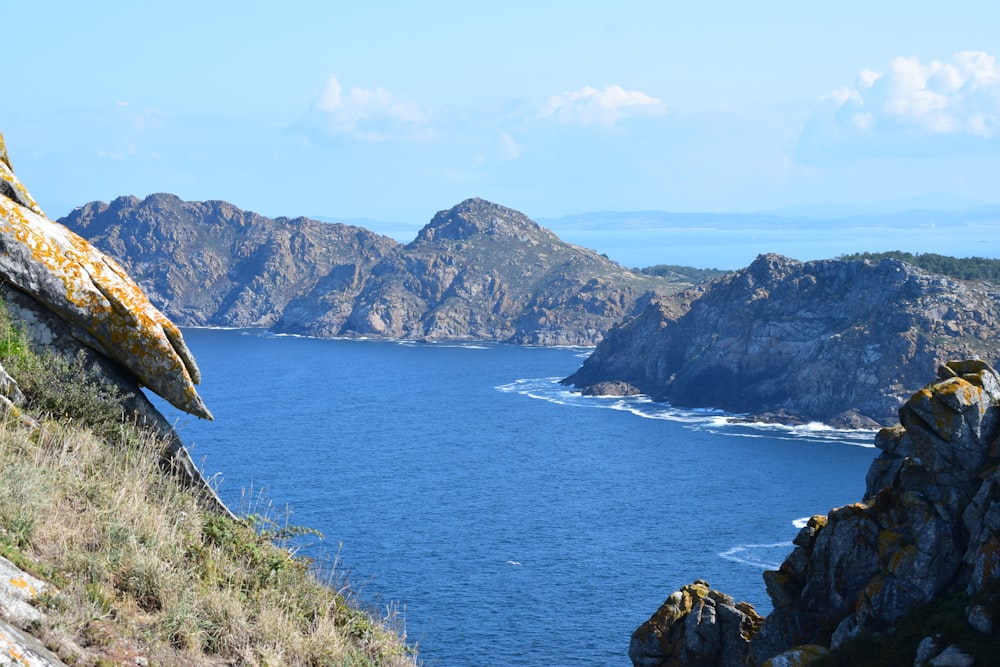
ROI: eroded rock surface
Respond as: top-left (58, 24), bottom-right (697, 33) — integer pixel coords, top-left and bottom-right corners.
top-left (631, 360), bottom-right (1000, 665)
top-left (566, 253), bottom-right (1000, 426)
top-left (0, 134), bottom-right (209, 419)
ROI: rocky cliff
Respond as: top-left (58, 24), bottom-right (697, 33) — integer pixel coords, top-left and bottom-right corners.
top-left (630, 359), bottom-right (1000, 666)
top-left (61, 196), bottom-right (684, 346)
top-left (564, 253), bottom-right (1000, 427)
top-left (61, 194), bottom-right (400, 328)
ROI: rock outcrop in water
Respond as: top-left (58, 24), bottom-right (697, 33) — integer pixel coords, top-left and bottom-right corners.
top-left (630, 359), bottom-right (1000, 666)
top-left (61, 196), bottom-right (686, 346)
top-left (565, 253), bottom-right (1000, 427)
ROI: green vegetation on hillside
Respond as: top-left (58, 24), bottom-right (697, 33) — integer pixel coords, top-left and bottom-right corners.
top-left (634, 264), bottom-right (728, 283)
top-left (839, 250), bottom-right (1000, 283)
top-left (0, 305), bottom-right (415, 666)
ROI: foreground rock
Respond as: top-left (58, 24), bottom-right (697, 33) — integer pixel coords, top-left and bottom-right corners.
top-left (62, 196), bottom-right (686, 346)
top-left (0, 136), bottom-right (209, 419)
top-left (631, 359), bottom-right (1000, 665)
top-left (566, 253), bottom-right (1000, 426)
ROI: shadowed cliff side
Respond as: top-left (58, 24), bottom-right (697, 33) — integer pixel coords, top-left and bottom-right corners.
top-left (630, 359), bottom-right (1000, 666)
top-left (565, 253), bottom-right (1000, 427)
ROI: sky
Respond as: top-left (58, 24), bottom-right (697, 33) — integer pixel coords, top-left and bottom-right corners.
top-left (5, 1), bottom-right (1000, 241)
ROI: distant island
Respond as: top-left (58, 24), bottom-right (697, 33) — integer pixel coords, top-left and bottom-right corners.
top-left (60, 196), bottom-right (688, 346)
top-left (61, 194), bottom-right (1000, 427)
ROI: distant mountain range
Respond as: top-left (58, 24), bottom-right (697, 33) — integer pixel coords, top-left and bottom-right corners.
top-left (60, 196), bottom-right (686, 346)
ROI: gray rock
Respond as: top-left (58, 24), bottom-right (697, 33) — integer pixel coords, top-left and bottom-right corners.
top-left (0, 555), bottom-right (49, 628)
top-left (929, 645), bottom-right (975, 667)
top-left (564, 253), bottom-right (1000, 426)
top-left (967, 604), bottom-right (992, 634)
top-left (0, 619), bottom-right (67, 666)
top-left (629, 580), bottom-right (762, 667)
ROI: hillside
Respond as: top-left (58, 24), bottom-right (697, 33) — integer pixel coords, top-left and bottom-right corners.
top-left (60, 194), bottom-right (400, 328)
top-left (564, 253), bottom-right (1000, 427)
top-left (61, 196), bottom-right (685, 346)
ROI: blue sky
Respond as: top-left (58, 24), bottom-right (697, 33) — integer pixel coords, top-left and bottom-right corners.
top-left (5, 1), bottom-right (1000, 233)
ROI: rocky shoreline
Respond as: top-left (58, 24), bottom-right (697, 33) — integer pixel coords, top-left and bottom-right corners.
top-left (630, 360), bottom-right (1000, 666)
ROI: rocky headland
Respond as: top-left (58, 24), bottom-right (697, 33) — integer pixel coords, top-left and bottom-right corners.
top-left (564, 253), bottom-right (1000, 427)
top-left (61, 196), bottom-right (686, 346)
top-left (630, 359), bottom-right (1000, 666)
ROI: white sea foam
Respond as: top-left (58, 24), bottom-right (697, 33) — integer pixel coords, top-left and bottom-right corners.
top-left (496, 377), bottom-right (877, 447)
top-left (719, 542), bottom-right (793, 570)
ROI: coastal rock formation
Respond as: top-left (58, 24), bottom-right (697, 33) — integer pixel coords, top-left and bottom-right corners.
top-left (630, 360), bottom-right (1000, 665)
top-left (565, 253), bottom-right (1000, 426)
top-left (62, 196), bottom-right (686, 346)
top-left (0, 134), bottom-right (209, 419)
top-left (302, 198), bottom-right (675, 345)
top-left (629, 580), bottom-right (763, 667)
top-left (60, 193), bottom-right (399, 329)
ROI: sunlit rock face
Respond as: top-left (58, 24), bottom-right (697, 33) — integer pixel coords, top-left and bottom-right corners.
top-left (631, 360), bottom-right (1000, 666)
top-left (0, 132), bottom-right (210, 419)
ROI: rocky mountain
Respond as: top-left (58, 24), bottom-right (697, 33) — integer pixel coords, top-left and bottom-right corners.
top-left (630, 359), bottom-right (1000, 666)
top-left (61, 196), bottom-right (683, 346)
top-left (60, 193), bottom-right (399, 328)
top-left (564, 253), bottom-right (1000, 427)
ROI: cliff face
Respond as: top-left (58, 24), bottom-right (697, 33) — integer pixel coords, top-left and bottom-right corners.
top-left (565, 253), bottom-right (1000, 427)
top-left (631, 359), bottom-right (1000, 666)
top-left (63, 196), bottom-right (684, 346)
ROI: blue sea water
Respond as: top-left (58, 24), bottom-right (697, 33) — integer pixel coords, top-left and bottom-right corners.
top-left (153, 329), bottom-right (879, 666)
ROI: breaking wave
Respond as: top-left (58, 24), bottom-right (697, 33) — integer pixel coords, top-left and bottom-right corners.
top-left (495, 377), bottom-right (876, 447)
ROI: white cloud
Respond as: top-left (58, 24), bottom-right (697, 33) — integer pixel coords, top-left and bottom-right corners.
top-left (796, 51), bottom-right (1000, 161)
top-left (310, 75), bottom-right (431, 141)
top-left (539, 84), bottom-right (665, 126)
top-left (500, 132), bottom-right (520, 160)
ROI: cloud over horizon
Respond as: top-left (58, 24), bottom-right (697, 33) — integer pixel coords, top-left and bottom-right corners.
top-left (539, 84), bottom-right (665, 127)
top-left (308, 75), bottom-right (433, 141)
top-left (796, 51), bottom-right (1000, 162)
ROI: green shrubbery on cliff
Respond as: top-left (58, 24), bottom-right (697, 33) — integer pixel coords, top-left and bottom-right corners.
top-left (839, 250), bottom-right (1000, 283)
top-left (0, 307), bottom-right (416, 666)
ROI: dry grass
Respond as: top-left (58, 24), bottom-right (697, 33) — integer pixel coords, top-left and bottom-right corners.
top-left (0, 306), bottom-right (417, 666)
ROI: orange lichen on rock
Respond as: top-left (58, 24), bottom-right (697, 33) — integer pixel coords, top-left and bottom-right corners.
top-left (0, 132), bottom-right (210, 419)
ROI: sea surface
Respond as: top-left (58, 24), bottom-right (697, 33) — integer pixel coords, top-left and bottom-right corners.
top-left (153, 328), bottom-right (879, 666)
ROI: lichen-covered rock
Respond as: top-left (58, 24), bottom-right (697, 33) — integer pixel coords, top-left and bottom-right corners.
top-left (628, 580), bottom-right (763, 667)
top-left (565, 253), bottom-right (1000, 426)
top-left (0, 132), bottom-right (209, 419)
top-left (749, 360), bottom-right (1000, 664)
top-left (633, 360), bottom-right (1000, 665)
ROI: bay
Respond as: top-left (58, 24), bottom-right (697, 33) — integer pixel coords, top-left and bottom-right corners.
top-left (153, 328), bottom-right (878, 666)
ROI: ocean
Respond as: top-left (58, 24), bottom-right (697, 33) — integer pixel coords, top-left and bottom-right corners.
top-left (152, 328), bottom-right (878, 666)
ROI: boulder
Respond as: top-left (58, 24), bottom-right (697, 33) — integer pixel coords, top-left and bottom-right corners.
top-left (628, 580), bottom-right (763, 667)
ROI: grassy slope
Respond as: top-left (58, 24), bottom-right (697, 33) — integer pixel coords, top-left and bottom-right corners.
top-left (0, 306), bottom-right (416, 666)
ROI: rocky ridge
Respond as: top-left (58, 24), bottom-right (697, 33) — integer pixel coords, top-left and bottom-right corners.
top-left (61, 196), bottom-right (685, 346)
top-left (565, 253), bottom-right (1000, 427)
top-left (630, 359), bottom-right (1000, 666)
